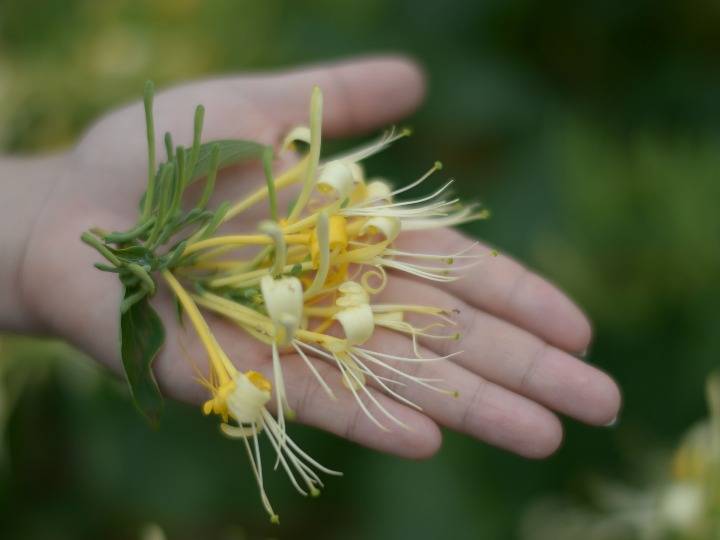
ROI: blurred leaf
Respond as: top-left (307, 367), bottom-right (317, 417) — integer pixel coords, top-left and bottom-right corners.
top-left (190, 139), bottom-right (265, 182)
top-left (120, 288), bottom-right (165, 426)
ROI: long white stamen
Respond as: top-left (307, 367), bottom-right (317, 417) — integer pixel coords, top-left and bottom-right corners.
top-left (344, 197), bottom-right (460, 218)
top-left (354, 349), bottom-right (455, 395)
top-left (401, 206), bottom-right (489, 231)
top-left (324, 127), bottom-right (411, 166)
top-left (383, 242), bottom-right (480, 260)
top-left (334, 357), bottom-right (388, 432)
top-left (350, 352), bottom-right (422, 412)
top-left (262, 411), bottom-right (322, 495)
top-left (341, 358), bottom-right (410, 430)
top-left (349, 179), bottom-right (455, 214)
top-left (354, 161), bottom-right (442, 208)
top-left (294, 340), bottom-right (408, 386)
top-left (271, 343), bottom-right (291, 468)
top-left (262, 409), bottom-right (341, 477)
top-left (241, 424), bottom-right (277, 522)
top-left (292, 341), bottom-right (336, 399)
top-left (356, 347), bottom-right (462, 364)
top-left (261, 412), bottom-right (308, 496)
top-left (376, 258), bottom-right (461, 282)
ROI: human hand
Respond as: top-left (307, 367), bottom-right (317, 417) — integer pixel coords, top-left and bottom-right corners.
top-left (10, 56), bottom-right (620, 460)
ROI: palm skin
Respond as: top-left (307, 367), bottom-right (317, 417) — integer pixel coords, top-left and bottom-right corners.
top-left (20, 56), bottom-right (620, 460)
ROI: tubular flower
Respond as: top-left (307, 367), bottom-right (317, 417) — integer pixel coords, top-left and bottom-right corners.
top-left (82, 82), bottom-right (492, 522)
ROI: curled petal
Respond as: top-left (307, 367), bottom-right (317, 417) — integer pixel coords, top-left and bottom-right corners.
top-left (361, 216), bottom-right (401, 242)
top-left (317, 160), bottom-right (355, 199)
top-left (336, 280), bottom-right (369, 307)
top-left (281, 125), bottom-right (311, 152)
top-left (334, 304), bottom-right (375, 346)
top-left (365, 179), bottom-right (393, 202)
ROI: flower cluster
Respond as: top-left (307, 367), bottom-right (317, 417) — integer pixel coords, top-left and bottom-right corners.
top-left (83, 83), bottom-right (489, 522)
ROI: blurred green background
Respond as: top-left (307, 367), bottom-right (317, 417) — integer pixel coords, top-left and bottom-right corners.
top-left (1, 0), bottom-right (719, 538)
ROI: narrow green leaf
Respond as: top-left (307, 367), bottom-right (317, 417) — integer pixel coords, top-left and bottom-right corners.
top-left (197, 143), bottom-right (220, 210)
top-left (187, 105), bottom-right (205, 184)
top-left (142, 81), bottom-right (156, 221)
top-left (190, 139), bottom-right (265, 183)
top-left (104, 218), bottom-right (155, 244)
top-left (163, 240), bottom-right (187, 269)
top-left (81, 232), bottom-right (121, 266)
top-left (164, 132), bottom-right (174, 162)
top-left (198, 201), bottom-right (230, 240)
top-left (111, 245), bottom-right (150, 259)
top-left (120, 289), bottom-right (165, 426)
top-left (94, 263), bottom-right (120, 273)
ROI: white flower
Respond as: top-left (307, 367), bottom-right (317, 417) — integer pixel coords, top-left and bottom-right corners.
top-left (659, 482), bottom-right (704, 531)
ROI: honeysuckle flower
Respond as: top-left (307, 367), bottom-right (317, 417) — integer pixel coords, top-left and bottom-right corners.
top-left (163, 271), bottom-right (338, 522)
top-left (260, 273), bottom-right (302, 428)
top-left (221, 370), bottom-right (342, 523)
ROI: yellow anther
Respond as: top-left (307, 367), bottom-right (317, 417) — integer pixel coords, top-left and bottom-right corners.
top-left (246, 370), bottom-right (272, 393)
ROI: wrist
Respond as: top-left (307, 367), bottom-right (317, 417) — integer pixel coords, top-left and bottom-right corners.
top-left (0, 152), bottom-right (68, 333)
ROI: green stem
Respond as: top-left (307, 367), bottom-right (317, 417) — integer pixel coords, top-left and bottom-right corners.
top-left (262, 146), bottom-right (278, 221)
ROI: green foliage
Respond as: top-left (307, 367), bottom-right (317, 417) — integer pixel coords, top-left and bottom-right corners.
top-left (190, 139), bottom-right (265, 183)
top-left (80, 82), bottom-right (266, 424)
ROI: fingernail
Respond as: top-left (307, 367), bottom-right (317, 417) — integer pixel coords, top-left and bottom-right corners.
top-left (604, 416), bottom-right (619, 428)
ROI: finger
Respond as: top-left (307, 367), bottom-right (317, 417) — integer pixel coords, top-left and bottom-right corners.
top-left (355, 328), bottom-right (564, 459)
top-left (377, 275), bottom-right (621, 426)
top-left (238, 55), bottom-right (426, 138)
top-left (396, 228), bottom-right (593, 353)
top-left (85, 55), bottom-right (425, 165)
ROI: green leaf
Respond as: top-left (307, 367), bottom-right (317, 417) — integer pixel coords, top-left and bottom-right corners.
top-left (190, 139), bottom-right (265, 182)
top-left (120, 288), bottom-right (165, 426)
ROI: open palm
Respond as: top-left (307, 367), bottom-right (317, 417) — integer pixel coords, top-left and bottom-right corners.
top-left (22, 56), bottom-right (620, 460)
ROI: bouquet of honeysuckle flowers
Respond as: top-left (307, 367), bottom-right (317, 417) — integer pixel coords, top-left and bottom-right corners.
top-left (81, 82), bottom-right (488, 522)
